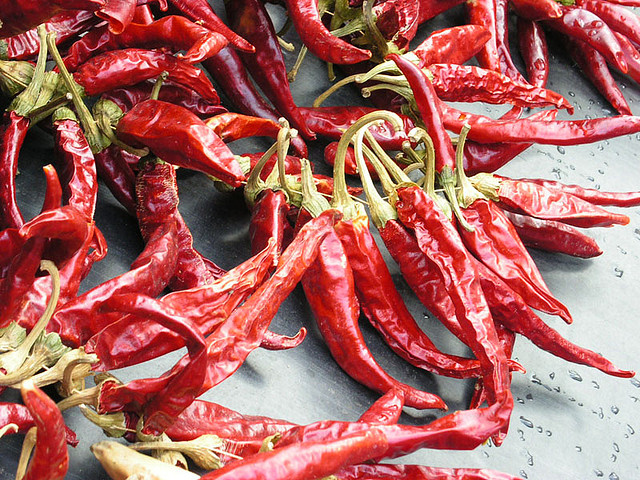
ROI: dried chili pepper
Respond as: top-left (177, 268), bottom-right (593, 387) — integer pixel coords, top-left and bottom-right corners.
top-left (249, 190), bottom-right (291, 256)
top-left (472, 173), bottom-right (631, 228)
top-left (206, 113), bottom-right (282, 144)
top-left (282, 0), bottom-right (372, 65)
top-left (521, 177), bottom-right (640, 208)
top-left (577, 0), bottom-right (640, 46)
top-left (510, 0), bottom-right (562, 21)
top-left (503, 211), bottom-right (603, 258)
top-left (225, 0), bottom-right (315, 140)
top-left (63, 16), bottom-right (229, 71)
top-left (358, 389), bottom-right (405, 425)
top-left (516, 18), bottom-right (549, 88)
top-left (94, 145), bottom-right (138, 215)
top-left (0, 401), bottom-right (78, 445)
top-left (200, 428), bottom-right (388, 480)
top-left (411, 25), bottom-right (492, 67)
top-left (418, 0), bottom-right (467, 24)
top-left (19, 379), bottom-right (69, 480)
top-left (339, 463), bottom-right (525, 480)
top-left (85, 233), bottom-right (277, 371)
top-left (0, 111), bottom-right (28, 229)
top-left (116, 99), bottom-right (245, 187)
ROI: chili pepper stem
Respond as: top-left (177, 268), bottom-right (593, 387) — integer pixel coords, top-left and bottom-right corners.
top-left (313, 74), bottom-right (360, 107)
top-left (9, 25), bottom-right (48, 117)
top-left (57, 384), bottom-right (100, 411)
top-left (300, 158), bottom-right (331, 217)
top-left (288, 45), bottom-right (308, 83)
top-left (0, 424), bottom-right (18, 438)
top-left (454, 125), bottom-right (486, 208)
top-left (0, 332), bottom-right (69, 386)
top-left (79, 406), bottom-right (131, 438)
top-left (15, 427), bottom-right (37, 480)
top-left (150, 71), bottom-right (169, 101)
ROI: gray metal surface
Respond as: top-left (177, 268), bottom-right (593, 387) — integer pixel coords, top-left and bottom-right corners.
top-left (2, 2), bottom-right (640, 479)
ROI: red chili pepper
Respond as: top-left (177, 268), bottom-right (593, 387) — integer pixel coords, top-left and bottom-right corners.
top-left (567, 37), bottom-right (632, 115)
top-left (357, 389), bottom-right (405, 425)
top-left (49, 220), bottom-right (179, 347)
top-left (282, 0), bottom-right (372, 65)
top-left (200, 428), bottom-right (388, 480)
top-left (477, 174), bottom-right (631, 228)
top-left (85, 240), bottom-right (277, 370)
top-left (418, 0), bottom-right (466, 24)
top-left (94, 145), bottom-right (137, 215)
top-left (503, 211), bottom-right (603, 258)
top-left (249, 190), bottom-right (291, 256)
top-left (544, 5), bottom-right (628, 73)
top-left (225, 0), bottom-right (316, 140)
top-left (64, 16), bottom-right (229, 71)
top-left (52, 108), bottom-right (98, 220)
top-left (339, 463), bottom-right (525, 480)
top-left (577, 0), bottom-right (640, 46)
top-left (135, 157), bottom-right (226, 290)
top-left (0, 0), bottom-right (103, 38)
top-left (411, 25), bottom-right (492, 67)
top-left (0, 111), bottom-right (28, 229)
top-left (97, 211), bottom-right (339, 418)
top-left (0, 11), bottom-right (98, 61)
top-left (73, 48), bottom-right (220, 104)
top-left (260, 328), bottom-right (308, 351)
top-left (167, 0), bottom-right (255, 52)
top-left (206, 113), bottom-right (282, 144)
top-left (374, 0), bottom-right (421, 50)
top-left (40, 165), bottom-right (63, 214)
top-left (475, 257), bottom-right (634, 378)
top-left (519, 178), bottom-right (640, 208)
top-left (20, 380), bottom-right (69, 480)
top-left (516, 18), bottom-right (549, 88)
top-left (0, 402), bottom-right (78, 446)
top-left (115, 99), bottom-right (245, 187)
top-left (510, 0), bottom-right (562, 21)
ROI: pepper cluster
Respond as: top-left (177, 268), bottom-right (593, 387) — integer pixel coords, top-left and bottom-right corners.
top-left (0, 0), bottom-right (638, 479)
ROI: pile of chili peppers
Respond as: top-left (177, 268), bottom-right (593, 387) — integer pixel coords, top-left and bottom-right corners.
top-left (0, 0), bottom-right (639, 478)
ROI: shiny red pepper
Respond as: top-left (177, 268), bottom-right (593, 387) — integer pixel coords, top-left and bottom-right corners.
top-left (339, 463), bottom-right (525, 480)
top-left (0, 111), bottom-right (28, 229)
top-left (357, 389), bottom-right (405, 425)
top-left (517, 18), bottom-right (549, 88)
top-left (411, 25), bottom-right (492, 67)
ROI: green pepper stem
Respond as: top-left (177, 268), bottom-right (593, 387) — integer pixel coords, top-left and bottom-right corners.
top-left (287, 45), bottom-right (308, 83)
top-left (313, 74), bottom-right (359, 107)
top-left (300, 159), bottom-right (331, 217)
top-left (276, 121), bottom-right (296, 201)
top-left (150, 71), bottom-right (168, 101)
top-left (362, 0), bottom-right (388, 60)
top-left (244, 141), bottom-right (279, 207)
top-left (9, 25), bottom-right (48, 117)
top-left (454, 124), bottom-right (487, 208)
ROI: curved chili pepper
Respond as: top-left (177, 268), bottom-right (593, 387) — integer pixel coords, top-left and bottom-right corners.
top-left (418, 0), bottom-right (466, 24)
top-left (40, 165), bottom-right (63, 214)
top-left (0, 0), bottom-right (103, 38)
top-left (480, 174), bottom-right (631, 228)
top-left (94, 145), bottom-right (137, 215)
top-left (516, 18), bottom-right (549, 88)
top-left (102, 82), bottom-right (227, 118)
top-left (0, 11), bottom-right (98, 61)
top-left (168, 0), bottom-right (254, 52)
top-left (249, 189), bottom-right (291, 256)
top-left (503, 211), bottom-right (603, 258)
top-left (63, 16), bottom-right (229, 71)
top-left (475, 258), bottom-right (634, 378)
top-left (302, 229), bottom-right (446, 410)
top-left (260, 328), bottom-right (308, 351)
top-left (20, 380), bottom-right (69, 480)
top-left (135, 157), bottom-right (226, 290)
top-left (97, 211), bottom-right (339, 415)
top-left (0, 111), bottom-right (28, 229)
top-left (567, 37), bottom-right (632, 115)
top-left (73, 48), bottom-right (220, 103)
top-left (225, 0), bottom-right (315, 140)
top-left (412, 25), bottom-right (492, 67)
top-left (358, 389), bottom-right (405, 425)
top-left (53, 108), bottom-right (98, 220)
top-left (510, 0), bottom-right (562, 21)
top-left (440, 103), bottom-right (640, 145)
top-left (86, 240), bottom-right (277, 370)
top-left (544, 5), bottom-right (628, 73)
top-left (520, 178), bottom-right (640, 208)
top-left (0, 402), bottom-right (78, 446)
top-left (206, 113), bottom-right (281, 144)
top-left (457, 198), bottom-right (573, 323)
top-left (200, 428), bottom-right (388, 480)
top-left (95, 0), bottom-right (138, 34)
top-left (339, 463), bottom-right (525, 480)
top-left (577, 0), bottom-right (640, 46)
top-left (49, 220), bottom-right (179, 347)
top-left (116, 99), bottom-right (245, 187)
top-left (282, 0), bottom-right (371, 65)
top-left (609, 32), bottom-right (640, 88)
top-left (427, 63), bottom-right (572, 110)
top-left (463, 109), bottom-right (558, 175)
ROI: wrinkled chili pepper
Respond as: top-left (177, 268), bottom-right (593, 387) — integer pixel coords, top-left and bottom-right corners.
top-left (418, 0), bottom-right (466, 24)
top-left (519, 178), bottom-right (640, 208)
top-left (282, 0), bottom-right (372, 65)
top-left (206, 113), bottom-right (281, 144)
top-left (339, 463), bottom-right (525, 480)
top-left (225, 0), bottom-right (316, 140)
top-left (96, 211), bottom-right (339, 419)
top-left (0, 0), bottom-right (103, 38)
top-left (373, 0), bottom-right (421, 51)
top-left (0, 402), bottom-right (78, 445)
top-left (510, 0), bottom-right (562, 21)
top-left (63, 16), bottom-right (229, 71)
top-left (94, 145), bottom-right (138, 215)
top-left (544, 5), bottom-right (628, 73)
top-left (358, 389), bottom-right (405, 425)
top-left (411, 24), bottom-right (492, 67)
top-left (95, 0), bottom-right (138, 34)
top-left (503, 211), bottom-right (603, 258)
top-left (48, 220), bottom-right (179, 346)
top-left (474, 257), bottom-right (634, 378)
top-left (473, 173), bottom-right (631, 228)
top-left (200, 428), bottom-right (388, 480)
top-left (20, 380), bottom-right (69, 480)
top-left (167, 0), bottom-right (255, 52)
top-left (0, 111), bottom-right (28, 229)
top-left (85, 240), bottom-right (277, 370)
top-left (0, 11), bottom-right (98, 61)
top-left (72, 48), bottom-right (220, 104)
top-left (567, 37), bottom-right (632, 116)
top-left (517, 18), bottom-right (549, 88)
top-left (249, 190), bottom-right (291, 256)
top-left (135, 157), bottom-right (226, 290)
top-left (116, 99), bottom-right (245, 187)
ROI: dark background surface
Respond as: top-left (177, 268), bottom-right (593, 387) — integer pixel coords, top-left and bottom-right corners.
top-left (2, 1), bottom-right (640, 479)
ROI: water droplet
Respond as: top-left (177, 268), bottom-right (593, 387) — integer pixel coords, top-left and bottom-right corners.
top-left (627, 424), bottom-right (635, 435)
top-left (613, 267), bottom-right (624, 278)
top-left (611, 405), bottom-right (619, 415)
top-left (592, 381), bottom-right (600, 389)
top-left (557, 146), bottom-right (566, 155)
top-left (570, 164), bottom-right (576, 170)
top-left (525, 450), bottom-right (534, 466)
top-left (517, 397), bottom-right (525, 404)
top-left (482, 450), bottom-right (490, 458)
top-left (554, 386), bottom-right (561, 392)
top-left (593, 407), bottom-right (605, 419)
top-left (598, 169), bottom-right (605, 175)
top-left (545, 430), bottom-right (552, 437)
top-left (578, 402), bottom-right (584, 407)
top-left (617, 246), bottom-right (627, 255)
top-left (611, 454), bottom-right (617, 462)
top-left (630, 378), bottom-right (640, 388)
top-left (569, 397), bottom-right (576, 402)
top-left (518, 429), bottom-right (526, 441)
top-left (568, 91), bottom-right (576, 97)
top-left (526, 393), bottom-right (533, 401)
top-left (594, 469), bottom-right (604, 477)
top-left (587, 176), bottom-right (595, 182)
top-left (568, 370), bottom-right (583, 382)
top-left (549, 372), bottom-right (555, 380)
top-left (613, 443), bottom-right (619, 453)
top-left (537, 426), bottom-right (543, 433)
top-left (597, 144), bottom-right (604, 151)
top-left (520, 416), bottom-right (534, 429)
top-left (576, 445), bottom-right (582, 452)
top-left (519, 471), bottom-right (528, 479)
top-left (609, 472), bottom-right (619, 480)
